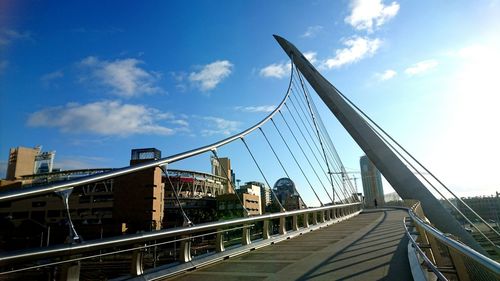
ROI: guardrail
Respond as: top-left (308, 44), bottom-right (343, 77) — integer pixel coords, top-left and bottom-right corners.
top-left (0, 202), bottom-right (362, 280)
top-left (406, 202), bottom-right (500, 281)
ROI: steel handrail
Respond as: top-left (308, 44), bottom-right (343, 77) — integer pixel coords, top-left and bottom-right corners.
top-left (403, 216), bottom-right (449, 280)
top-left (0, 63), bottom-right (297, 202)
top-left (409, 207), bottom-right (500, 275)
top-left (0, 202), bottom-right (361, 264)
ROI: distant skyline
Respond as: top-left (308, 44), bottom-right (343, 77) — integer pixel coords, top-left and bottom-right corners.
top-left (1, 1), bottom-right (499, 205)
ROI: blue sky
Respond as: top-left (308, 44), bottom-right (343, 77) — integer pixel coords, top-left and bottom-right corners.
top-left (1, 1), bottom-right (499, 205)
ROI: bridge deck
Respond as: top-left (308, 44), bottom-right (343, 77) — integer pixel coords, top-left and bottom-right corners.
top-left (166, 209), bottom-right (412, 281)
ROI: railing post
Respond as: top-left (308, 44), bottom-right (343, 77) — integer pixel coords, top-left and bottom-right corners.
top-left (292, 215), bottom-right (299, 231)
top-left (179, 237), bottom-right (192, 262)
top-left (60, 261), bottom-right (80, 281)
top-left (426, 231), bottom-right (449, 269)
top-left (303, 213), bottom-right (309, 228)
top-left (279, 216), bottom-right (286, 235)
top-left (319, 211), bottom-right (325, 223)
top-left (242, 225), bottom-right (251, 245)
top-left (263, 219), bottom-right (270, 239)
top-left (216, 229), bottom-right (225, 252)
top-left (312, 212), bottom-right (318, 225)
top-left (448, 246), bottom-right (471, 281)
top-left (325, 209), bottom-right (330, 221)
top-left (130, 245), bottom-right (145, 276)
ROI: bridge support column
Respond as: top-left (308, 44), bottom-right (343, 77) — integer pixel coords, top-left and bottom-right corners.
top-left (130, 246), bottom-right (145, 276)
top-left (292, 215), bottom-right (299, 231)
top-left (179, 237), bottom-right (192, 262)
top-left (216, 229), bottom-right (225, 252)
top-left (279, 217), bottom-right (286, 235)
top-left (242, 225), bottom-right (251, 245)
top-left (303, 213), bottom-right (309, 228)
top-left (263, 220), bottom-right (271, 239)
top-left (59, 261), bottom-right (80, 281)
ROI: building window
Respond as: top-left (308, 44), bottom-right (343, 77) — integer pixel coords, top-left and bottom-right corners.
top-left (47, 210), bottom-right (61, 218)
top-left (32, 201), bottom-right (47, 208)
top-left (12, 211), bottom-right (29, 219)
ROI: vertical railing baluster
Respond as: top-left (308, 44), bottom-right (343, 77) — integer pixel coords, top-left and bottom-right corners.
top-left (279, 216), bottom-right (286, 235)
top-left (304, 213), bottom-right (309, 228)
top-left (130, 245), bottom-right (145, 276)
top-left (263, 220), bottom-right (270, 239)
top-left (292, 215), bottom-right (299, 231)
top-left (216, 229), bottom-right (225, 252)
top-left (179, 237), bottom-right (192, 262)
top-left (242, 225), bottom-right (251, 245)
top-left (60, 262), bottom-right (81, 281)
top-left (448, 247), bottom-right (471, 281)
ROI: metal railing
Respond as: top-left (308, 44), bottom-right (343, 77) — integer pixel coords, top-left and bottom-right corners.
top-left (406, 202), bottom-right (500, 281)
top-left (0, 202), bottom-right (362, 280)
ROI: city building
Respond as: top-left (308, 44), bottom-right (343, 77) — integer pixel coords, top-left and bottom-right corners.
top-left (360, 155), bottom-right (385, 208)
top-left (113, 148), bottom-right (164, 232)
top-left (0, 147), bottom-right (238, 250)
top-left (6, 146), bottom-right (40, 180)
top-left (456, 194), bottom-right (500, 223)
top-left (242, 181), bottom-right (271, 213)
top-left (217, 192), bottom-right (261, 217)
top-left (211, 156), bottom-right (234, 193)
top-left (163, 169), bottom-right (225, 227)
top-left (273, 178), bottom-right (306, 211)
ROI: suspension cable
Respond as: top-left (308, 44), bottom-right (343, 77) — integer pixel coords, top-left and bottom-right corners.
top-left (159, 165), bottom-right (193, 226)
top-left (240, 137), bottom-right (286, 212)
top-left (271, 118), bottom-right (323, 206)
top-left (211, 150), bottom-right (249, 217)
top-left (294, 76), bottom-right (359, 198)
top-left (258, 127), bottom-right (308, 208)
top-left (295, 68), bottom-right (337, 203)
top-left (367, 120), bottom-right (500, 249)
top-left (278, 111), bottom-right (334, 203)
top-left (333, 85), bottom-right (500, 238)
top-left (284, 103), bottom-right (348, 203)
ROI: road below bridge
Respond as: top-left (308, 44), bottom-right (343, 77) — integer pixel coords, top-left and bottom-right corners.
top-left (165, 209), bottom-right (412, 281)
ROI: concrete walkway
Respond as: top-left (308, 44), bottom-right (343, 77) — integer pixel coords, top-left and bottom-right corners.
top-left (166, 209), bottom-right (412, 281)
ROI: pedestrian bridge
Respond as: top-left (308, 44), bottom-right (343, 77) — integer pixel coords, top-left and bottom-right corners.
top-left (162, 209), bottom-right (410, 281)
top-left (1, 35), bottom-right (499, 280)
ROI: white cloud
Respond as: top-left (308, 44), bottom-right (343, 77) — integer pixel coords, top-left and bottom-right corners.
top-left (27, 100), bottom-right (175, 136)
top-left (301, 25), bottom-right (323, 38)
top-left (235, 105), bottom-right (276, 113)
top-left (345, 0), bottom-right (400, 32)
top-left (0, 29), bottom-right (32, 46)
top-left (377, 69), bottom-right (397, 81)
top-left (404, 60), bottom-right (438, 76)
top-left (189, 60), bottom-right (233, 91)
top-left (79, 56), bottom-right (163, 97)
top-left (41, 70), bottom-right (64, 86)
top-left (303, 51), bottom-right (318, 65)
top-left (201, 116), bottom-right (240, 136)
top-left (56, 155), bottom-right (109, 170)
top-left (259, 62), bottom-right (290, 79)
top-left (322, 37), bottom-right (382, 69)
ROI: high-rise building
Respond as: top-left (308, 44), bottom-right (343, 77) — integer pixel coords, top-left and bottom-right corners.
top-left (273, 178), bottom-right (306, 210)
top-left (6, 146), bottom-right (41, 180)
top-left (360, 155), bottom-right (384, 208)
top-left (113, 148), bottom-right (164, 232)
top-left (211, 156), bottom-right (234, 193)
